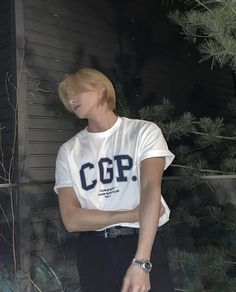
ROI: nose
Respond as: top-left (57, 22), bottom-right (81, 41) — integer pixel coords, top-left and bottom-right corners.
top-left (69, 98), bottom-right (78, 105)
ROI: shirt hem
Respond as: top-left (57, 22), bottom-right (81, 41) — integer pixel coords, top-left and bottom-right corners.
top-left (140, 150), bottom-right (175, 170)
top-left (54, 184), bottom-right (73, 194)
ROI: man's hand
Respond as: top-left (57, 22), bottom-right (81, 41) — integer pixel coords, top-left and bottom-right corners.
top-left (121, 264), bottom-right (151, 292)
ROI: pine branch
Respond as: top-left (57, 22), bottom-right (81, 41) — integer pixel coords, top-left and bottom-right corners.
top-left (194, 0), bottom-right (213, 12)
top-left (222, 158), bottom-right (236, 172)
top-left (0, 202), bottom-right (12, 232)
top-left (171, 163), bottom-right (235, 174)
top-left (167, 0), bottom-right (236, 68)
top-left (170, 216), bottom-right (203, 226)
top-left (162, 112), bottom-right (196, 140)
top-left (139, 98), bottom-right (175, 122)
top-left (192, 130), bottom-right (236, 141)
top-left (207, 206), bottom-right (236, 230)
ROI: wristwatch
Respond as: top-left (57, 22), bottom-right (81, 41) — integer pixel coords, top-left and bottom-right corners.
top-left (132, 258), bottom-right (152, 272)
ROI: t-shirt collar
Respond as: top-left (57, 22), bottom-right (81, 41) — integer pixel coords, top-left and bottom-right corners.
top-left (84, 116), bottom-right (122, 138)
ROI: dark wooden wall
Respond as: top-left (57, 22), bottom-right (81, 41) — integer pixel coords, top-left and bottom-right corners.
top-left (0, 0), bottom-right (15, 274)
top-left (0, 3), bottom-right (25, 292)
top-left (0, 0), bottom-right (14, 183)
top-left (18, 0), bottom-right (125, 290)
top-left (23, 0), bottom-right (122, 182)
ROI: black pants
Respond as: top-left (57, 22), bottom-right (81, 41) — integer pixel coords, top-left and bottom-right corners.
top-left (76, 232), bottom-right (174, 292)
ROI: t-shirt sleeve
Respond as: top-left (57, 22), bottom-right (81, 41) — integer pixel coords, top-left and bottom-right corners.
top-left (54, 145), bottom-right (73, 194)
top-left (139, 122), bottom-right (175, 170)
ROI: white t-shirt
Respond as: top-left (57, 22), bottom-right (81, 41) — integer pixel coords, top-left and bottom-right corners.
top-left (54, 117), bottom-right (175, 229)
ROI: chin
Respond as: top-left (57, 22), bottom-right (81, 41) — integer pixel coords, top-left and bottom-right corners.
top-left (75, 113), bottom-right (85, 119)
top-left (75, 111), bottom-right (88, 119)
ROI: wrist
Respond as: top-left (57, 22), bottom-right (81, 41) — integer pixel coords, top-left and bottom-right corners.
top-left (135, 249), bottom-right (151, 260)
top-left (121, 209), bottom-right (137, 223)
top-left (111, 210), bottom-right (134, 224)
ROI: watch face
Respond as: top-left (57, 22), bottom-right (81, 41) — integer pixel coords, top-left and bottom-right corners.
top-left (144, 261), bottom-right (152, 272)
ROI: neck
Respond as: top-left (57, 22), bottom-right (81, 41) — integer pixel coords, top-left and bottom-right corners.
top-left (87, 110), bottom-right (118, 133)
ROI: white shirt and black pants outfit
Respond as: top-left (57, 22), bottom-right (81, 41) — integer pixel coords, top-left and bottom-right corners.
top-left (54, 117), bottom-right (175, 292)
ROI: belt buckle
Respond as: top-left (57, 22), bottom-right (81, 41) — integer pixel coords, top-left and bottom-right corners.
top-left (104, 227), bottom-right (120, 238)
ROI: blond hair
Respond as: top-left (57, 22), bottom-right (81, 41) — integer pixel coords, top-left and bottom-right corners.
top-left (58, 68), bottom-right (116, 112)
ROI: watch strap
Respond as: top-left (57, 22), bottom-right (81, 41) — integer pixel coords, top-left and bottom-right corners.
top-left (132, 258), bottom-right (152, 272)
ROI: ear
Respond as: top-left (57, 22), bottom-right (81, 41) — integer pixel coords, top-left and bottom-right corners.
top-left (95, 83), bottom-right (105, 96)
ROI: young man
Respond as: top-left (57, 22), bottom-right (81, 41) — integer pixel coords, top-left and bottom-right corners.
top-left (54, 68), bottom-right (175, 292)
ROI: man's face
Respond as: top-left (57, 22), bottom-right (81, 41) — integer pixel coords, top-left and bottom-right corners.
top-left (68, 84), bottom-right (103, 119)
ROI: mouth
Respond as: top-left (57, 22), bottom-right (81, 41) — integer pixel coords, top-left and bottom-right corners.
top-left (73, 104), bottom-right (81, 111)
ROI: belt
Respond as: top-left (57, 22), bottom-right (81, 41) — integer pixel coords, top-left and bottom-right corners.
top-left (83, 226), bottom-right (139, 239)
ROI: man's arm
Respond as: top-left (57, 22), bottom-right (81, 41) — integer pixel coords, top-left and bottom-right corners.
top-left (58, 187), bottom-right (139, 232)
top-left (122, 157), bottom-right (165, 292)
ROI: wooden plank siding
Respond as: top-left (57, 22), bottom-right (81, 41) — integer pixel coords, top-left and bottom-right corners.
top-left (0, 0), bottom-right (14, 185)
top-left (0, 0), bottom-right (17, 286)
top-left (19, 0), bottom-right (125, 290)
top-left (22, 0), bottom-right (124, 183)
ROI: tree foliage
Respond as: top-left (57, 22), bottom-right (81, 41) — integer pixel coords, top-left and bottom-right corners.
top-left (164, 0), bottom-right (236, 69)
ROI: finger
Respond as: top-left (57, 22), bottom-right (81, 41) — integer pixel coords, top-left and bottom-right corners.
top-left (131, 285), bottom-right (146, 292)
top-left (121, 279), bottom-right (130, 292)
